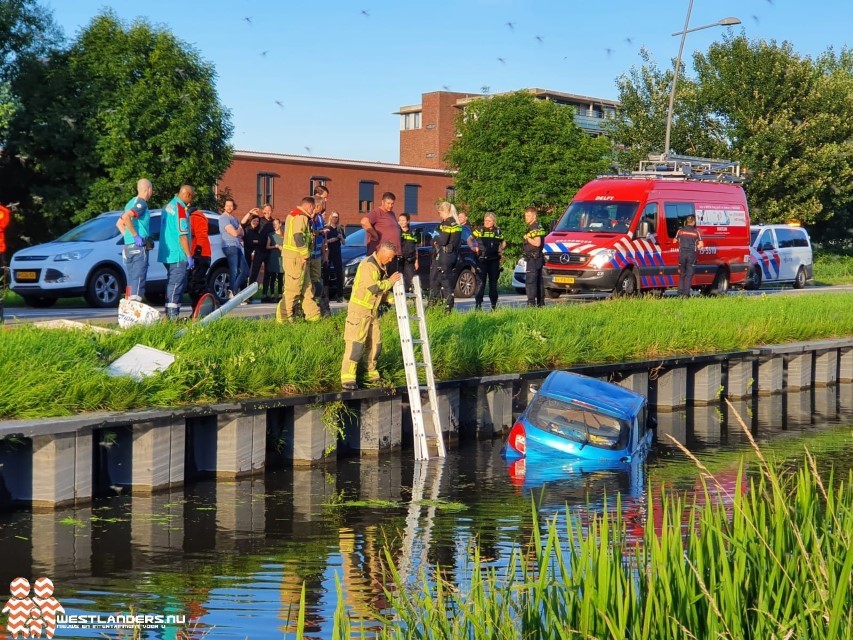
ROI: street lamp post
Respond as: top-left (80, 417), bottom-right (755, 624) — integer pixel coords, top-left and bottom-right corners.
top-left (663, 0), bottom-right (740, 157)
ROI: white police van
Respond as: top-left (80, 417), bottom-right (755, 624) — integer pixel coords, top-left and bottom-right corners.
top-left (744, 224), bottom-right (813, 290)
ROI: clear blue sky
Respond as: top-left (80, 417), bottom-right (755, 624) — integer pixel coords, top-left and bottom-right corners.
top-left (47, 0), bottom-right (851, 164)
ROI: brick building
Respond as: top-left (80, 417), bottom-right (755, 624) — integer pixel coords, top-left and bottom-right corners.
top-left (217, 150), bottom-right (454, 228)
top-left (217, 89), bottom-right (618, 225)
top-left (398, 88), bottom-right (619, 170)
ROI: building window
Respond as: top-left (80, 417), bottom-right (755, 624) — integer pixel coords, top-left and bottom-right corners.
top-left (359, 180), bottom-right (376, 213)
top-left (445, 186), bottom-right (456, 201)
top-left (404, 184), bottom-right (420, 215)
top-left (309, 176), bottom-right (329, 196)
top-left (256, 173), bottom-right (275, 207)
top-left (400, 111), bottom-right (422, 130)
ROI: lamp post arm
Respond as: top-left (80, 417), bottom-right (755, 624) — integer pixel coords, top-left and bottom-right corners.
top-left (664, 0), bottom-right (694, 157)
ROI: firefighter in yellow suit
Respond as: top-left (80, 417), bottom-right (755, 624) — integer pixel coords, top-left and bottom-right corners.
top-left (340, 241), bottom-right (402, 390)
top-left (277, 196), bottom-right (321, 322)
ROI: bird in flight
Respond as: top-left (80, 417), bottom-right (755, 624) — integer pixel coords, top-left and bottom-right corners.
top-left (534, 35), bottom-right (544, 44)
top-left (360, 9), bottom-right (370, 17)
top-left (275, 100), bottom-right (284, 108)
top-left (260, 50), bottom-right (268, 57)
top-left (244, 16), bottom-right (253, 25)
top-left (480, 85), bottom-right (490, 94)
top-left (751, 14), bottom-right (760, 24)
top-left (304, 146), bottom-right (313, 154)
top-left (505, 21), bottom-right (515, 31)
top-left (624, 37), bottom-right (633, 45)
top-left (604, 47), bottom-right (613, 57)
top-left (442, 85), bottom-right (451, 91)
top-left (497, 57), bottom-right (506, 64)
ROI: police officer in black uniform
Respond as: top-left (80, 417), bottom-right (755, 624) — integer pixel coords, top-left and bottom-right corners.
top-left (675, 214), bottom-right (703, 297)
top-left (398, 212), bottom-right (419, 291)
top-left (523, 206), bottom-right (547, 307)
top-left (473, 212), bottom-right (506, 310)
top-left (430, 202), bottom-right (461, 311)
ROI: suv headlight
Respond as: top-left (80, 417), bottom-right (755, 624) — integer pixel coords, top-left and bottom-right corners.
top-left (54, 250), bottom-right (93, 262)
top-left (588, 250), bottom-right (615, 269)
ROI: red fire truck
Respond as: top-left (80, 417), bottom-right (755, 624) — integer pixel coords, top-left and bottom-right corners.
top-left (542, 155), bottom-right (752, 297)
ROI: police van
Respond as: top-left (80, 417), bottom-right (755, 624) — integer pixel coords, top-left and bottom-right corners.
top-left (541, 155), bottom-right (752, 297)
top-left (744, 224), bottom-right (813, 290)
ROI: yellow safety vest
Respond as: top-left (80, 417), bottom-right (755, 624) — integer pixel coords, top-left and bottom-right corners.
top-left (349, 254), bottom-right (391, 313)
top-left (282, 210), bottom-right (313, 258)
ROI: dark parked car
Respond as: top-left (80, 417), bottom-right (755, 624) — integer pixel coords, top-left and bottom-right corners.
top-left (340, 222), bottom-right (479, 298)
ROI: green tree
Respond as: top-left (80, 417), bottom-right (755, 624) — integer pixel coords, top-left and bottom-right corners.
top-left (4, 10), bottom-right (233, 243)
top-left (0, 0), bottom-right (61, 141)
top-left (445, 91), bottom-right (611, 259)
top-left (694, 35), bottom-right (853, 239)
top-left (606, 48), bottom-right (724, 171)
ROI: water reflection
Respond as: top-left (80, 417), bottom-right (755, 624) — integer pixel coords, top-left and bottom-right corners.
top-left (0, 387), bottom-right (852, 638)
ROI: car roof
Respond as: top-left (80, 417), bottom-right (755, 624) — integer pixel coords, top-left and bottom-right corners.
top-left (538, 371), bottom-right (645, 420)
top-left (751, 224), bottom-right (809, 233)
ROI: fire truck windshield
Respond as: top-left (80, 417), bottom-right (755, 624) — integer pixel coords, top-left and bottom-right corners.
top-left (554, 201), bottom-right (639, 234)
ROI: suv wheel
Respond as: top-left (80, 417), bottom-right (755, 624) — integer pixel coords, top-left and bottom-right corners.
top-left (85, 266), bottom-right (124, 308)
top-left (793, 266), bottom-right (807, 289)
top-left (208, 264), bottom-right (230, 303)
top-left (454, 267), bottom-right (477, 298)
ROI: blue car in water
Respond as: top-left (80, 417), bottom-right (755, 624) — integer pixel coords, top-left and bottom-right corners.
top-left (503, 371), bottom-right (653, 463)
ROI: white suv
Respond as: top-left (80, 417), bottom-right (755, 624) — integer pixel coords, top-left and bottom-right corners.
top-left (744, 224), bottom-right (813, 290)
top-left (10, 210), bottom-right (231, 308)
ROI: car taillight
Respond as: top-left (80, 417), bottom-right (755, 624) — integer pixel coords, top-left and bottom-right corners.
top-left (508, 422), bottom-right (526, 455)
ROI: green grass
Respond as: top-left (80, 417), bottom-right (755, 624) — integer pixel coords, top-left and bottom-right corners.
top-left (313, 429), bottom-right (853, 639)
top-left (813, 250), bottom-right (853, 285)
top-left (4, 293), bottom-right (853, 419)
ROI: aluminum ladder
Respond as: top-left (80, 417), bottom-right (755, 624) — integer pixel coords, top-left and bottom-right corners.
top-left (392, 276), bottom-right (446, 460)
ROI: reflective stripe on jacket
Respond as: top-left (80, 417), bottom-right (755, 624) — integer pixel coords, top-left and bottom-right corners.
top-left (349, 253), bottom-right (391, 314)
top-left (283, 208), bottom-right (313, 258)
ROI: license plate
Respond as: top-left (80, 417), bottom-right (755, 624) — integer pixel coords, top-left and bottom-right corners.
top-left (16, 271), bottom-right (37, 281)
top-left (553, 276), bottom-right (575, 284)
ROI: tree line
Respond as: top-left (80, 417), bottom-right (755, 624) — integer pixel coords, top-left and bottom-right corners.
top-left (1, 1), bottom-right (850, 254)
top-left (0, 1), bottom-right (232, 250)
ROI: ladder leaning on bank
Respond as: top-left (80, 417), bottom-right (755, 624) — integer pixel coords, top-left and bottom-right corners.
top-left (392, 276), bottom-right (446, 461)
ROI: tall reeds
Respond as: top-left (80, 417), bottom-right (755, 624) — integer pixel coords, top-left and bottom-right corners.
top-left (321, 410), bottom-right (853, 639)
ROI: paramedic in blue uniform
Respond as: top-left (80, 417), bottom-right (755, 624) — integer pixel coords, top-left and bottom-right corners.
top-left (523, 206), bottom-right (546, 307)
top-left (675, 214), bottom-right (703, 297)
top-left (472, 212), bottom-right (506, 311)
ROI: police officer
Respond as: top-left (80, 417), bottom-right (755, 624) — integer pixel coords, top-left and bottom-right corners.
top-left (430, 201), bottom-right (461, 311)
top-left (398, 213), bottom-right (418, 291)
top-left (341, 241), bottom-right (402, 390)
top-left (675, 214), bottom-right (703, 297)
top-left (473, 212), bottom-right (506, 310)
top-left (523, 206), bottom-right (546, 307)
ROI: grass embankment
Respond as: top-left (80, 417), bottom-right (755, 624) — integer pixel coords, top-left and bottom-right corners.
top-left (3, 293), bottom-right (853, 420)
top-left (813, 250), bottom-right (853, 285)
top-left (320, 435), bottom-right (853, 639)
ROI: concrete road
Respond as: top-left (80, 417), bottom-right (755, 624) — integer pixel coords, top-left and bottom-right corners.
top-left (2, 284), bottom-right (850, 325)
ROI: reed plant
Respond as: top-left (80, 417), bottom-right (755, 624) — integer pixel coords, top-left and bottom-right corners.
top-left (814, 250), bottom-right (853, 285)
top-left (320, 407), bottom-right (853, 639)
top-left (5, 293), bottom-right (853, 419)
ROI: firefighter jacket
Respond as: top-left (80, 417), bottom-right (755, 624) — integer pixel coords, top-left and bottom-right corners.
top-left (348, 253), bottom-right (393, 317)
top-left (283, 208), bottom-right (314, 259)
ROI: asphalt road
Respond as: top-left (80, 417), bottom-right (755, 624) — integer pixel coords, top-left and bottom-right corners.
top-left (3, 283), bottom-right (849, 325)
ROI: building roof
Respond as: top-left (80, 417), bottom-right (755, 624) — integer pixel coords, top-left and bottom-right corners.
top-left (233, 150), bottom-right (452, 175)
top-left (398, 88), bottom-right (621, 111)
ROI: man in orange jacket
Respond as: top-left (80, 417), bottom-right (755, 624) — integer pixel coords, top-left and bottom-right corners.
top-left (0, 203), bottom-right (10, 324)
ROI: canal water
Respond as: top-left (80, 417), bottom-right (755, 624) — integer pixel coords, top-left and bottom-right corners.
top-left (1, 386), bottom-right (852, 639)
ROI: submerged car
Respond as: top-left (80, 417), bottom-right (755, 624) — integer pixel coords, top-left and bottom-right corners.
top-left (503, 371), bottom-right (652, 462)
top-left (10, 210), bottom-right (229, 308)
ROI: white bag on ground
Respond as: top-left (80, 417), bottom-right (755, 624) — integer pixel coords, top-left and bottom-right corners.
top-left (118, 298), bottom-right (162, 328)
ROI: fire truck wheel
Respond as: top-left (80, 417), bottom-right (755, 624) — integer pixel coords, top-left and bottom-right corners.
top-left (613, 270), bottom-right (638, 297)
